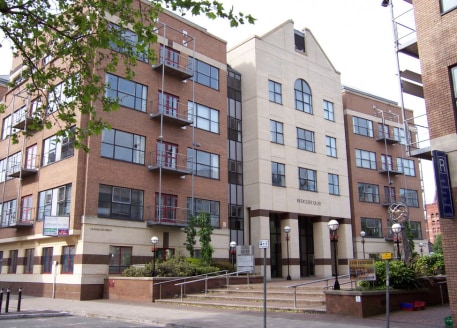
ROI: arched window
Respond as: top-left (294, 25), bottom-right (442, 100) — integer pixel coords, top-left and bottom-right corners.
top-left (294, 79), bottom-right (312, 114)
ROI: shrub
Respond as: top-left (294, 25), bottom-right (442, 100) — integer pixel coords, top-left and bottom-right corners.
top-left (358, 260), bottom-right (418, 290)
top-left (412, 253), bottom-right (445, 276)
top-left (121, 255), bottom-right (225, 277)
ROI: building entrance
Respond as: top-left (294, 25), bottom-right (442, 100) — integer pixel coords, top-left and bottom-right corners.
top-left (269, 215), bottom-right (282, 278)
top-left (299, 219), bottom-right (315, 276)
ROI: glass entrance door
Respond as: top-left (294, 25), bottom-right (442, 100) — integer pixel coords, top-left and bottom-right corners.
top-left (299, 219), bottom-right (315, 276)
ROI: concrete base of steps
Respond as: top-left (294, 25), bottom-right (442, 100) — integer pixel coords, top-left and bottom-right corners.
top-left (155, 298), bottom-right (326, 313)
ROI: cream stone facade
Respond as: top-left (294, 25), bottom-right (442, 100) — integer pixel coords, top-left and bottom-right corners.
top-left (228, 21), bottom-right (352, 279)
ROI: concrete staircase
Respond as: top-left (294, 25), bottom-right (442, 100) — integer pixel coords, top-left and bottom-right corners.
top-left (155, 278), bottom-right (337, 313)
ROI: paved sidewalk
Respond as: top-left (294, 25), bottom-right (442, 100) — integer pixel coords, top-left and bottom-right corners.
top-left (0, 295), bottom-right (451, 328)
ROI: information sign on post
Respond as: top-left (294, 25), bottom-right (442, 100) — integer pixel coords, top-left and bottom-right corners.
top-left (259, 240), bottom-right (269, 249)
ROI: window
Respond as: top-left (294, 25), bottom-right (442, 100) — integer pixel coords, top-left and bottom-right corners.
top-left (328, 173), bottom-right (339, 195)
top-left (101, 128), bottom-right (145, 164)
top-left (2, 114), bottom-right (15, 140)
top-left (188, 102), bottom-right (219, 133)
top-left (5, 152), bottom-right (21, 177)
top-left (42, 247), bottom-right (53, 273)
top-left (192, 58), bottom-right (219, 90)
top-left (358, 183), bottom-right (380, 203)
top-left (384, 186), bottom-right (396, 204)
top-left (270, 120), bottom-right (284, 144)
top-left (299, 168), bottom-right (317, 192)
top-left (268, 80), bottom-right (282, 104)
top-left (37, 183), bottom-right (72, 221)
top-left (109, 23), bottom-right (148, 62)
top-left (155, 193), bottom-right (178, 221)
top-left (393, 127), bottom-right (407, 145)
top-left (109, 246), bottom-right (132, 274)
top-left (409, 221), bottom-right (422, 240)
top-left (272, 162), bottom-right (285, 187)
top-left (188, 148), bottom-right (220, 179)
top-left (105, 73), bottom-right (147, 112)
top-left (1, 199), bottom-right (17, 226)
top-left (47, 80), bottom-right (76, 114)
top-left (441, 0), bottom-right (457, 13)
top-left (397, 158), bottom-right (416, 176)
top-left (355, 149), bottom-right (377, 170)
top-left (25, 144), bottom-right (38, 170)
top-left (294, 30), bottom-right (305, 52)
top-left (323, 100), bottom-right (334, 121)
top-left (452, 66), bottom-right (457, 109)
top-left (156, 142), bottom-right (178, 169)
top-left (228, 159), bottom-right (243, 185)
top-left (187, 198), bottom-right (220, 228)
top-left (326, 136), bottom-right (337, 157)
top-left (297, 128), bottom-right (315, 152)
top-left (0, 251), bottom-right (3, 273)
top-left (98, 184), bottom-right (144, 221)
top-left (0, 157), bottom-right (9, 183)
top-left (61, 246), bottom-right (75, 274)
top-left (42, 128), bottom-right (75, 166)
top-left (24, 248), bottom-right (34, 274)
top-left (294, 79), bottom-right (312, 114)
top-left (8, 250), bottom-right (18, 274)
top-left (20, 195), bottom-right (33, 224)
top-left (361, 217), bottom-right (382, 238)
top-left (381, 154), bottom-right (393, 171)
top-left (378, 123), bottom-right (390, 139)
top-left (400, 188), bottom-right (419, 207)
top-left (158, 92), bottom-right (179, 117)
top-left (353, 116), bottom-right (374, 137)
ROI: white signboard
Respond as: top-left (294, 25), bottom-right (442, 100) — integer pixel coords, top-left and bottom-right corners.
top-left (43, 216), bottom-right (70, 236)
top-left (259, 240), bottom-right (269, 249)
top-left (236, 245), bottom-right (255, 274)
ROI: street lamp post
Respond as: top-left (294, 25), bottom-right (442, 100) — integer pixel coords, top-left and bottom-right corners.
top-left (327, 220), bottom-right (340, 290)
top-left (230, 241), bottom-right (237, 270)
top-left (360, 231), bottom-right (366, 259)
top-left (151, 236), bottom-right (159, 277)
top-left (283, 226), bottom-right (291, 280)
top-left (392, 223), bottom-right (402, 260)
top-left (419, 242), bottom-right (424, 257)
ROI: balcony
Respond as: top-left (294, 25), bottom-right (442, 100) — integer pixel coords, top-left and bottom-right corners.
top-left (375, 131), bottom-right (400, 144)
top-left (149, 99), bottom-right (193, 127)
top-left (378, 162), bottom-right (403, 176)
top-left (145, 205), bottom-right (189, 227)
top-left (7, 155), bottom-right (40, 178)
top-left (152, 50), bottom-right (193, 81)
top-left (0, 209), bottom-right (34, 229)
top-left (405, 114), bottom-right (432, 160)
top-left (147, 150), bottom-right (192, 176)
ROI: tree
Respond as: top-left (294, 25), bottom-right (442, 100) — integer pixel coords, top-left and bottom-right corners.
top-left (432, 234), bottom-right (443, 254)
top-left (183, 215), bottom-right (197, 257)
top-left (195, 211), bottom-right (214, 264)
top-left (0, 0), bottom-right (254, 150)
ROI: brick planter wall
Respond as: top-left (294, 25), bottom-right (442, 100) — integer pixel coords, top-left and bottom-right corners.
top-left (325, 278), bottom-right (448, 317)
top-left (104, 275), bottom-right (263, 302)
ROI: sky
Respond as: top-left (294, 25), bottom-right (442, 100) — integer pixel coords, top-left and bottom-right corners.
top-left (0, 0), bottom-right (436, 203)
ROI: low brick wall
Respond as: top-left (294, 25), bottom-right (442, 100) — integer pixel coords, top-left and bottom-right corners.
top-left (325, 278), bottom-right (448, 317)
top-left (104, 275), bottom-right (262, 302)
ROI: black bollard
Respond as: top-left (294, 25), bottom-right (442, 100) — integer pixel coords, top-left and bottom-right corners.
top-left (5, 287), bottom-right (10, 313)
top-left (0, 288), bottom-right (3, 314)
top-left (17, 287), bottom-right (22, 312)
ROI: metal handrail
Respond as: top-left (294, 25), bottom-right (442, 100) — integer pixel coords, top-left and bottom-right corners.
top-left (152, 270), bottom-right (228, 300)
top-left (175, 270), bottom-right (251, 301)
top-left (286, 274), bottom-right (350, 309)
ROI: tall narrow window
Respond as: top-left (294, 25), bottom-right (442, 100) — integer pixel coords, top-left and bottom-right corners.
top-left (8, 250), bottom-right (18, 274)
top-left (61, 246), bottom-right (75, 274)
top-left (24, 248), bottom-right (34, 274)
top-left (272, 162), bottom-right (285, 187)
top-left (270, 120), bottom-right (284, 144)
top-left (328, 174), bottom-right (339, 195)
top-left (294, 79), bottom-right (312, 114)
top-left (326, 136), bottom-right (337, 157)
top-left (156, 193), bottom-right (178, 221)
top-left (42, 247), bottom-right (53, 273)
top-left (268, 80), bottom-right (282, 104)
top-left (452, 66), bottom-right (457, 109)
top-left (323, 100), bottom-right (334, 121)
top-left (158, 92), bottom-right (179, 117)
